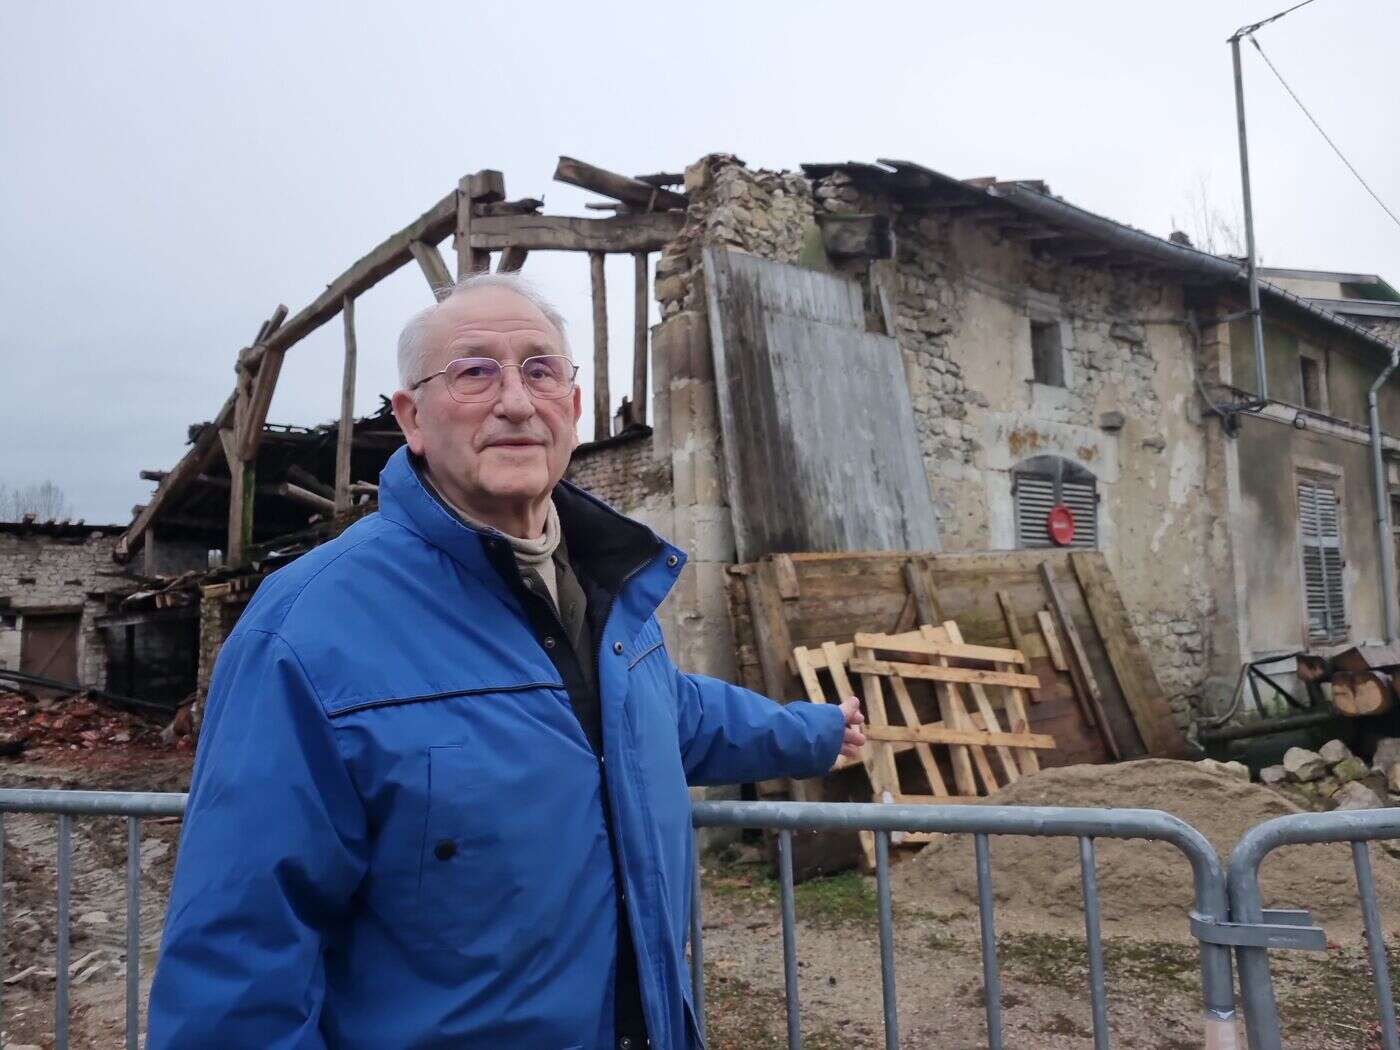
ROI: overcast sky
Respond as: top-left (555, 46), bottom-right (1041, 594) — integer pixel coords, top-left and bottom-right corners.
top-left (3, 0), bottom-right (1397, 524)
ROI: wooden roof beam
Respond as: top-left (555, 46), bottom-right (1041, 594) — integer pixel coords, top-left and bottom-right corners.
top-left (554, 156), bottom-right (687, 212)
top-left (468, 211), bottom-right (684, 253)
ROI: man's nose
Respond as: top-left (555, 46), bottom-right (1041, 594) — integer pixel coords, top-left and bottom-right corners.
top-left (493, 367), bottom-right (536, 419)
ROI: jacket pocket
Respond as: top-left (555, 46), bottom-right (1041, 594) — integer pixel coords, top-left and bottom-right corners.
top-left (415, 744), bottom-right (489, 945)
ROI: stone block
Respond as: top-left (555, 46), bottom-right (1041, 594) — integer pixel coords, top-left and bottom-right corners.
top-left (1387, 763), bottom-right (1400, 795)
top-left (1372, 738), bottom-right (1400, 773)
top-left (1332, 756), bottom-right (1369, 784)
top-left (1283, 746), bottom-right (1327, 782)
top-left (1259, 764), bottom-right (1288, 786)
top-left (1333, 781), bottom-right (1385, 811)
top-left (1318, 739), bottom-right (1354, 766)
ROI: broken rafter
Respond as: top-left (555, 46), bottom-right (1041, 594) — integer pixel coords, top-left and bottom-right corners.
top-left (553, 156), bottom-right (687, 212)
top-left (237, 304), bottom-right (291, 461)
top-left (116, 392), bottom-right (235, 561)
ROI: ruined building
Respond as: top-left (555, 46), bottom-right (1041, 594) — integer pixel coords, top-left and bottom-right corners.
top-left (69, 155), bottom-right (1400, 735)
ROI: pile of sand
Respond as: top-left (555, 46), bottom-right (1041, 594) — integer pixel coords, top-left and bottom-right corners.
top-left (893, 758), bottom-right (1400, 943)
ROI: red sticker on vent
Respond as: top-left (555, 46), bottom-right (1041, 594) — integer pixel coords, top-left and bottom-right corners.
top-left (1047, 505), bottom-right (1076, 546)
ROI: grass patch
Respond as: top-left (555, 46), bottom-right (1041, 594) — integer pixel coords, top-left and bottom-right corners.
top-left (1273, 940), bottom-right (1400, 1042)
top-left (996, 931), bottom-right (1200, 995)
top-left (703, 848), bottom-right (877, 928)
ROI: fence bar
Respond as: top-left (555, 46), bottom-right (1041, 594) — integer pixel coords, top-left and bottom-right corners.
top-left (974, 833), bottom-right (1004, 1050)
top-left (690, 831), bottom-right (705, 1043)
top-left (126, 818), bottom-right (141, 1050)
top-left (777, 830), bottom-right (801, 1050)
top-left (1079, 837), bottom-right (1110, 1050)
top-left (1228, 808), bottom-right (1400, 1050)
top-left (874, 831), bottom-right (899, 1050)
top-left (1351, 841), bottom-right (1399, 1050)
top-left (55, 813), bottom-right (71, 1050)
top-left (0, 790), bottom-right (186, 818)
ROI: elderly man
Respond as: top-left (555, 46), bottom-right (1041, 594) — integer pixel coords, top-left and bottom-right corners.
top-left (147, 272), bottom-right (865, 1050)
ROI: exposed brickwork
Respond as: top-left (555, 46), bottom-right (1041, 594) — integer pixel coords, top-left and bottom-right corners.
top-left (0, 529), bottom-right (126, 688)
top-left (565, 431), bottom-right (671, 514)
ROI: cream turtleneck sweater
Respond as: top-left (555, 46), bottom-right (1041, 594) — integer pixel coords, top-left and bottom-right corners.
top-left (423, 472), bottom-right (564, 610)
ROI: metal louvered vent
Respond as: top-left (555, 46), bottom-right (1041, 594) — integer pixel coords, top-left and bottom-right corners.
top-left (1014, 466), bottom-right (1098, 549)
top-left (1298, 479), bottom-right (1347, 644)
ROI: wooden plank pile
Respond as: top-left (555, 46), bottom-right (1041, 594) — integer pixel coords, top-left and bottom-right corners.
top-left (793, 620), bottom-right (1051, 864)
top-left (729, 549), bottom-right (1187, 780)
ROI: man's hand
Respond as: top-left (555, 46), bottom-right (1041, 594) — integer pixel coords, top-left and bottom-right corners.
top-left (837, 695), bottom-right (866, 760)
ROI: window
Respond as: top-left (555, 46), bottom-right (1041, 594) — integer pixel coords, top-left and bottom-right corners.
top-left (1298, 477), bottom-right (1347, 644)
top-left (1030, 320), bottom-right (1065, 387)
top-left (1013, 456), bottom-right (1098, 549)
top-left (1299, 356), bottom-right (1326, 412)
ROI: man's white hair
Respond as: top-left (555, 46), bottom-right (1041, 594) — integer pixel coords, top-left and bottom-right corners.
top-left (396, 271), bottom-right (572, 391)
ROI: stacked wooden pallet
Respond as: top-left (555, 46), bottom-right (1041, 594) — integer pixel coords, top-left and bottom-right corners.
top-left (793, 621), bottom-right (1053, 864)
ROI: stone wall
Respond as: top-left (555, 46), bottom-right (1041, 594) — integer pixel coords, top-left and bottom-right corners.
top-left (0, 528), bottom-right (127, 688)
top-left (860, 194), bottom-right (1216, 725)
top-left (647, 155), bottom-right (1219, 726)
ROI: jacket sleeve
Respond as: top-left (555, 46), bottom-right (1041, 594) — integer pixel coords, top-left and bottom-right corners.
top-left (672, 659), bottom-right (846, 786)
top-left (147, 628), bottom-right (368, 1050)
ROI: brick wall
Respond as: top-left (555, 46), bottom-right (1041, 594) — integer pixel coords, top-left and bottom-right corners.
top-left (0, 529), bottom-right (127, 688)
top-left (565, 431), bottom-right (671, 514)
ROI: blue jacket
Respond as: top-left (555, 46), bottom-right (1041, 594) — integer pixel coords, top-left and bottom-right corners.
top-left (147, 446), bottom-right (844, 1050)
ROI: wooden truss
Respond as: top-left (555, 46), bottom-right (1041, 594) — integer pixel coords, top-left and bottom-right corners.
top-left (793, 621), bottom-right (1052, 865)
top-left (118, 158), bottom-right (688, 567)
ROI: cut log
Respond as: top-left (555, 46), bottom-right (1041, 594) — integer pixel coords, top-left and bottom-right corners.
top-left (553, 156), bottom-right (687, 211)
top-left (1332, 670), bottom-right (1395, 717)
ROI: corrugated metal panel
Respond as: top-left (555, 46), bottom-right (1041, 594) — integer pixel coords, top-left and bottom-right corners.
top-left (1014, 472), bottom-right (1097, 549)
top-left (1298, 479), bottom-right (1347, 644)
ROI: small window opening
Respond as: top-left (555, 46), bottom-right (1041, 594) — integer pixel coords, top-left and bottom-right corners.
top-left (1299, 357), bottom-right (1324, 411)
top-left (1031, 320), bottom-right (1064, 387)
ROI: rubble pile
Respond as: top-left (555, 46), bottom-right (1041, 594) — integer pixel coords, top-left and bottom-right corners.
top-left (0, 691), bottom-right (162, 754)
top-left (1260, 738), bottom-right (1398, 812)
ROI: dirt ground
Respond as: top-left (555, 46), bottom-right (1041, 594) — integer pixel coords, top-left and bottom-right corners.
top-left (0, 726), bottom-right (1395, 1048)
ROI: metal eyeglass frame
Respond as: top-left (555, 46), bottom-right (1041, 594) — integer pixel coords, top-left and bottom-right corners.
top-left (409, 355), bottom-right (580, 404)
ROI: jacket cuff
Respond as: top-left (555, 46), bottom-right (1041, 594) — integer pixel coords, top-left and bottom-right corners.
top-left (789, 701), bottom-right (847, 779)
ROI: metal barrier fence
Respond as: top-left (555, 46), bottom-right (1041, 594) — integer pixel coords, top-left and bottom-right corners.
top-left (0, 789), bottom-right (185, 1050)
top-left (0, 789), bottom-right (1393, 1050)
top-left (690, 799), bottom-right (1238, 1050)
top-left (1227, 808), bottom-right (1400, 1050)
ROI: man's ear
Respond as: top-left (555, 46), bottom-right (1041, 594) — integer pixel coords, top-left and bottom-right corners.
top-left (391, 390), bottom-right (426, 455)
top-left (568, 384), bottom-right (582, 447)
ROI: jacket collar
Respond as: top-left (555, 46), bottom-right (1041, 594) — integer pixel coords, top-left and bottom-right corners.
top-left (376, 444), bottom-right (667, 595)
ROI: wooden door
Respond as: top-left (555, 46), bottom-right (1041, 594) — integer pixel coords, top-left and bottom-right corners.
top-left (20, 612), bottom-right (81, 686)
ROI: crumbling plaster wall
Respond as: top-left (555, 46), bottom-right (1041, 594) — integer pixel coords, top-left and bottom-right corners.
top-left (647, 154), bottom-right (1228, 725)
top-left (811, 171), bottom-right (1215, 724)
top-left (0, 531), bottom-right (124, 688)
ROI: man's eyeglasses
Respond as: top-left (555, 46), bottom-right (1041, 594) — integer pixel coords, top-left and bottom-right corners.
top-left (410, 355), bottom-right (579, 404)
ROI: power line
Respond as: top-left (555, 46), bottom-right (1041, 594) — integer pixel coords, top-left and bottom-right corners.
top-left (1248, 35), bottom-right (1400, 233)
top-left (1230, 0), bottom-right (1320, 40)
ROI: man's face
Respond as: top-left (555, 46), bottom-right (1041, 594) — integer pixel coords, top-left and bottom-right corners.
top-left (391, 286), bottom-right (581, 523)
